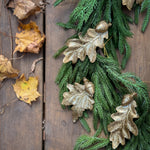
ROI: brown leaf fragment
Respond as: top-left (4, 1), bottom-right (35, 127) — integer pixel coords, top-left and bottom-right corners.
top-left (13, 74), bottom-right (40, 104)
top-left (7, 0), bottom-right (41, 20)
top-left (14, 21), bottom-right (45, 54)
top-left (107, 93), bottom-right (139, 149)
top-left (0, 55), bottom-right (19, 82)
top-left (62, 78), bottom-right (95, 123)
top-left (122, 0), bottom-right (144, 10)
top-left (63, 21), bottom-right (111, 64)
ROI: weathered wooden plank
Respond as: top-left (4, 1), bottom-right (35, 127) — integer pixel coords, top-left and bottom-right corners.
top-left (0, 0), bottom-right (43, 150)
top-left (45, 1), bottom-right (91, 150)
top-left (124, 14), bottom-right (150, 90)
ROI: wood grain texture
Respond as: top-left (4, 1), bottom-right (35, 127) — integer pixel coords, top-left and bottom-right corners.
top-left (0, 0), bottom-right (43, 150)
top-left (45, 1), bottom-right (89, 150)
top-left (124, 13), bottom-right (150, 90)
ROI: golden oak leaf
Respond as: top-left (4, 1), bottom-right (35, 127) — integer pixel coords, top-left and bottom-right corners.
top-left (13, 74), bottom-right (40, 104)
top-left (63, 21), bottom-right (111, 64)
top-left (14, 21), bottom-right (45, 54)
top-left (7, 0), bottom-right (41, 20)
top-left (122, 0), bottom-right (144, 10)
top-left (0, 55), bottom-right (19, 82)
top-left (107, 93), bottom-right (139, 149)
top-left (62, 78), bottom-right (95, 123)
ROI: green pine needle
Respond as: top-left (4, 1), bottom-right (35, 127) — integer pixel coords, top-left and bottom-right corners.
top-left (79, 117), bottom-right (91, 133)
top-left (53, 0), bottom-right (64, 7)
top-left (53, 45), bottom-right (68, 58)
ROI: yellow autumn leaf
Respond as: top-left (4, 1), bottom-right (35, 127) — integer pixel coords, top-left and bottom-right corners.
top-left (13, 74), bottom-right (40, 104)
top-left (0, 55), bottom-right (19, 82)
top-left (14, 21), bottom-right (45, 54)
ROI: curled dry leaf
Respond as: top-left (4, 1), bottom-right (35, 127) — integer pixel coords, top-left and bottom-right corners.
top-left (63, 21), bottom-right (111, 64)
top-left (7, 0), bottom-right (41, 20)
top-left (62, 78), bottom-right (95, 123)
top-left (31, 57), bottom-right (43, 73)
top-left (107, 93), bottom-right (139, 149)
top-left (0, 55), bottom-right (19, 82)
top-left (122, 0), bottom-right (144, 10)
top-left (13, 74), bottom-right (40, 104)
top-left (14, 21), bottom-right (45, 54)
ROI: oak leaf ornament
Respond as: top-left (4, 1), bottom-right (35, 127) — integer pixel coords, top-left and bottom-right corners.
top-left (122, 0), bottom-right (144, 10)
top-left (107, 93), bottom-right (139, 149)
top-left (62, 78), bottom-right (95, 123)
top-left (63, 21), bottom-right (111, 64)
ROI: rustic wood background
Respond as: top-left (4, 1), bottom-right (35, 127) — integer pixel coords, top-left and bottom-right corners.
top-left (0, 0), bottom-right (150, 150)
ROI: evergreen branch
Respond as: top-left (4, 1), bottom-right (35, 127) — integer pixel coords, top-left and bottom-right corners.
top-left (142, 5), bottom-right (150, 32)
top-left (79, 117), bottom-right (91, 133)
top-left (93, 106), bottom-right (99, 130)
top-left (141, 0), bottom-right (150, 12)
top-left (140, 0), bottom-right (150, 32)
top-left (53, 0), bottom-right (64, 7)
top-left (85, 139), bottom-right (109, 150)
top-left (74, 135), bottom-right (109, 150)
top-left (54, 0), bottom-right (150, 69)
top-left (94, 124), bottom-right (103, 137)
top-left (53, 45), bottom-right (68, 58)
top-left (121, 42), bottom-right (131, 69)
top-left (83, 112), bottom-right (89, 118)
top-left (56, 22), bottom-right (75, 29)
top-left (134, 5), bottom-right (140, 25)
top-left (54, 0), bottom-right (150, 149)
top-left (56, 54), bottom-right (150, 149)
top-left (55, 62), bottom-right (71, 84)
top-left (104, 0), bottom-right (112, 22)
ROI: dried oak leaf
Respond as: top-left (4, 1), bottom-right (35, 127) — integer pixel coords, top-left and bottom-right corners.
top-left (62, 78), bottom-right (95, 123)
top-left (107, 93), bottom-right (139, 149)
top-left (14, 21), bottom-right (45, 54)
top-left (13, 74), bottom-right (40, 104)
top-left (122, 0), bottom-right (144, 10)
top-left (63, 21), bottom-right (111, 64)
top-left (0, 55), bottom-right (19, 82)
top-left (7, 0), bottom-right (41, 20)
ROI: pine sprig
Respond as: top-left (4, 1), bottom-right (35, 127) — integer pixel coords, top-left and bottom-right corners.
top-left (74, 135), bottom-right (109, 150)
top-left (53, 0), bottom-right (65, 7)
top-left (54, 0), bottom-right (150, 69)
top-left (141, 0), bottom-right (150, 32)
top-left (56, 54), bottom-right (150, 149)
top-left (79, 117), bottom-right (91, 133)
top-left (54, 1), bottom-right (150, 149)
top-left (54, 0), bottom-right (136, 69)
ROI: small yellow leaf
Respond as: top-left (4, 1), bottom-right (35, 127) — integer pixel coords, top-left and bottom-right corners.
top-left (14, 21), bottom-right (45, 54)
top-left (0, 55), bottom-right (19, 82)
top-left (13, 74), bottom-right (40, 104)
